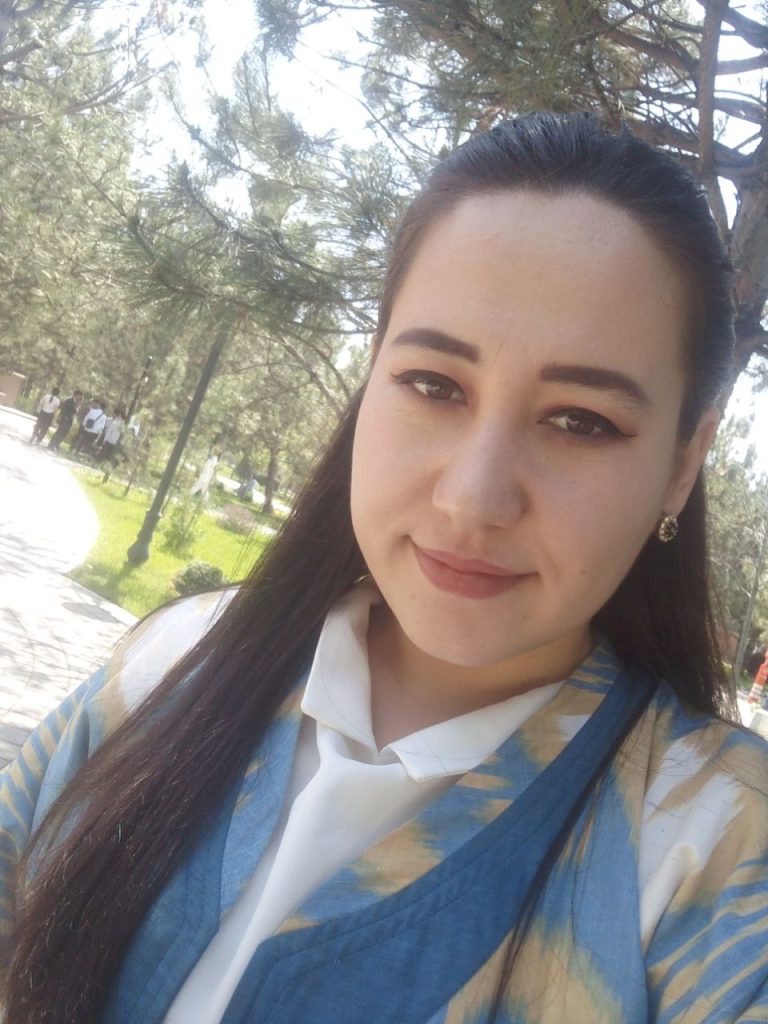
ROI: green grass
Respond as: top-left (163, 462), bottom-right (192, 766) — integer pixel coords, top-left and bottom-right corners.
top-left (69, 470), bottom-right (275, 617)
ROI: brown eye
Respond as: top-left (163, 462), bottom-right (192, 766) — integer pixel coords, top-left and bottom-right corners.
top-left (546, 410), bottom-right (619, 438)
top-left (415, 378), bottom-right (459, 401)
top-left (392, 370), bottom-right (465, 403)
top-left (565, 412), bottom-right (600, 435)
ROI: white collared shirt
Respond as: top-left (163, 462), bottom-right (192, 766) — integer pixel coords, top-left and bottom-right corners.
top-left (104, 417), bottom-right (124, 445)
top-left (38, 394), bottom-right (60, 414)
top-left (164, 584), bottom-right (563, 1024)
top-left (84, 408), bottom-right (106, 434)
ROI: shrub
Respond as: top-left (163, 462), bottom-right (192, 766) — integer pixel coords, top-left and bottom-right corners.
top-left (161, 495), bottom-right (201, 555)
top-left (173, 561), bottom-right (226, 596)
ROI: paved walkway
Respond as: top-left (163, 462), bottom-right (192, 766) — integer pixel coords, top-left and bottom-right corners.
top-left (0, 406), bottom-right (135, 769)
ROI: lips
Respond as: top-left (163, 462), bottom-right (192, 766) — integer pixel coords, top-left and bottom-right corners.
top-left (412, 542), bottom-right (528, 600)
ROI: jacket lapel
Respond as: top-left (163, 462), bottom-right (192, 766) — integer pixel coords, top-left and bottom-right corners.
top-left (275, 642), bottom-right (624, 930)
top-left (219, 683), bottom-right (305, 914)
top-left (103, 681), bottom-right (305, 1024)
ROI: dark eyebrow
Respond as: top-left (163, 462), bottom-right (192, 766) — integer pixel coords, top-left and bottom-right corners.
top-left (389, 332), bottom-right (650, 406)
top-left (390, 328), bottom-right (480, 364)
top-left (540, 363), bottom-right (650, 407)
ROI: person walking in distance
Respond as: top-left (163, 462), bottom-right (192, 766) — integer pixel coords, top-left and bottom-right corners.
top-left (71, 399), bottom-right (107, 457)
top-left (69, 399), bottom-right (95, 453)
top-left (30, 388), bottom-right (60, 445)
top-left (48, 391), bottom-right (83, 452)
top-left (97, 407), bottom-right (126, 481)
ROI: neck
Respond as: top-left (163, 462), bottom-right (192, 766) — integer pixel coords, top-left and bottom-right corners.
top-left (367, 604), bottom-right (592, 749)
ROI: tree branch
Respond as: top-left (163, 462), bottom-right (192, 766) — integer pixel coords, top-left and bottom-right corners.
top-left (623, 115), bottom-right (752, 180)
top-left (714, 94), bottom-right (767, 124)
top-left (636, 81), bottom-right (766, 126)
top-left (718, 54), bottom-right (768, 75)
top-left (697, 0), bottom-right (730, 238)
top-left (0, 38), bottom-right (42, 67)
top-left (248, 330), bottom-right (345, 414)
top-left (601, 23), bottom-right (698, 75)
top-left (720, 4), bottom-right (768, 51)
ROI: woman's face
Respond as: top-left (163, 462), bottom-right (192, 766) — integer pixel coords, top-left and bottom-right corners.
top-left (351, 191), bottom-right (716, 673)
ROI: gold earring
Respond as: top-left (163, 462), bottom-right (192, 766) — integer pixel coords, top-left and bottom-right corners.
top-left (656, 513), bottom-right (679, 543)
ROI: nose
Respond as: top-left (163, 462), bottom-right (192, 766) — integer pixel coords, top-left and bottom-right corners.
top-left (431, 425), bottom-right (527, 531)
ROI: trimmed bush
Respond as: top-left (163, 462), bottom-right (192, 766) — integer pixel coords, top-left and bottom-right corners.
top-left (173, 560), bottom-right (226, 596)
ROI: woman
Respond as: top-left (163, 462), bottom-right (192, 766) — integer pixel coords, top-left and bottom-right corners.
top-left (1, 113), bottom-right (767, 1024)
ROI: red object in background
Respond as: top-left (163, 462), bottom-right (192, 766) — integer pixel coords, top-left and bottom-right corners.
top-left (748, 652), bottom-right (768, 704)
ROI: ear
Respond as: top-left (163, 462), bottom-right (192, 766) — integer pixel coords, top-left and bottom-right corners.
top-left (664, 406), bottom-right (720, 515)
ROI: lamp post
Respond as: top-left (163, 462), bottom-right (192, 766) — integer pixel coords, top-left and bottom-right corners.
top-left (126, 355), bottom-right (154, 424)
top-left (126, 317), bottom-right (234, 565)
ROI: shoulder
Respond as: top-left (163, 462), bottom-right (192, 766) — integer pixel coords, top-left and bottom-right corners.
top-left (0, 589), bottom-right (238, 847)
top-left (640, 681), bottom-right (768, 843)
top-left (4, 587), bottom-right (237, 778)
top-left (645, 681), bottom-right (768, 799)
top-left (636, 685), bottom-right (768, 1016)
top-left (633, 681), bottom-right (768, 938)
top-left (104, 588), bottom-right (238, 715)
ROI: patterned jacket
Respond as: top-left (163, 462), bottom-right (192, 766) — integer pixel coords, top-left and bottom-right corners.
top-left (1, 593), bottom-right (767, 1023)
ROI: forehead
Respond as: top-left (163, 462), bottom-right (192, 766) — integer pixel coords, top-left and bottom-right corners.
top-left (385, 191), bottom-right (688, 381)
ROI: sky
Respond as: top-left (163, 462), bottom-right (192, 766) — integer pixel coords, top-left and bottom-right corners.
top-left (137, 0), bottom-right (768, 474)
top-left (137, 0), bottom-right (374, 164)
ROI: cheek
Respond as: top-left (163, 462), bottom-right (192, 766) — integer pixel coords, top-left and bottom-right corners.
top-left (350, 389), bottom-right (399, 546)
top-left (350, 418), bottom-right (375, 539)
top-left (543, 463), bottom-right (667, 581)
top-left (351, 386), bottom-right (427, 524)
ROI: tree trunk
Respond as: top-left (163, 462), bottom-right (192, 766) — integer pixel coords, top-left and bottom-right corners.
top-left (123, 429), bottom-right (152, 497)
top-left (262, 446), bottom-right (279, 517)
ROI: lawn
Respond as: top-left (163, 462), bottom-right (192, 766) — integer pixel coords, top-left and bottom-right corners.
top-left (69, 470), bottom-right (276, 617)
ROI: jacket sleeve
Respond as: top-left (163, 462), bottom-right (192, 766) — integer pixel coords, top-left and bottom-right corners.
top-left (0, 589), bottom-right (234, 946)
top-left (644, 732), bottom-right (768, 1023)
top-left (0, 665), bottom-right (112, 943)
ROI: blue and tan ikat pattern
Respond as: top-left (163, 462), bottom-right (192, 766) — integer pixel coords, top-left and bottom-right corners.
top-left (1, 594), bottom-right (767, 1022)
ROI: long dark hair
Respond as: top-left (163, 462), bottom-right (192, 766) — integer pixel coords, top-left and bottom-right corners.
top-left (4, 113), bottom-right (735, 1022)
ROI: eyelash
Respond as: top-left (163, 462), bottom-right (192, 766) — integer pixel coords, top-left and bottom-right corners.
top-left (390, 370), bottom-right (633, 441)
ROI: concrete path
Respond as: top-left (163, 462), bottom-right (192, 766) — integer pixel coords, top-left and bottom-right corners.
top-left (0, 406), bottom-right (135, 769)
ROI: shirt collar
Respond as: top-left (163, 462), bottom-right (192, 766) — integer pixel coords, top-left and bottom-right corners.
top-left (300, 582), bottom-right (378, 750)
top-left (301, 583), bottom-right (565, 783)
